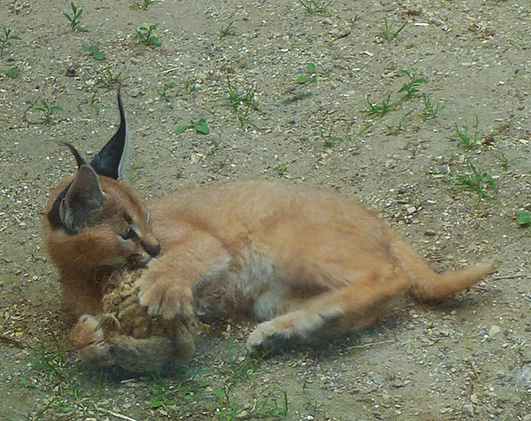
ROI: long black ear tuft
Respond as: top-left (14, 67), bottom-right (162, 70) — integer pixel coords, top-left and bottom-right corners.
top-left (89, 89), bottom-right (130, 180)
top-left (60, 142), bottom-right (87, 168)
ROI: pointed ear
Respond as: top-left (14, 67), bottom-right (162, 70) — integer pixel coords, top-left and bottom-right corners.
top-left (59, 165), bottom-right (106, 234)
top-left (89, 90), bottom-right (130, 180)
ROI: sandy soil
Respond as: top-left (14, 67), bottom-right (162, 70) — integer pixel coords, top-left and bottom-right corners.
top-left (0, 0), bottom-right (529, 420)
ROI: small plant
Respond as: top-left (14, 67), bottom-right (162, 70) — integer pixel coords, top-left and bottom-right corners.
top-left (396, 110), bottom-right (413, 131)
top-left (453, 161), bottom-right (497, 200)
top-left (397, 70), bottom-right (428, 101)
top-left (137, 24), bottom-right (162, 46)
top-left (354, 122), bottom-right (374, 140)
top-left (184, 78), bottom-right (201, 94)
top-left (148, 373), bottom-right (177, 409)
top-left (63, 2), bottom-right (87, 32)
top-left (299, 0), bottom-right (332, 16)
top-left (297, 63), bottom-right (317, 84)
top-left (35, 100), bottom-right (63, 123)
top-left (348, 15), bottom-right (359, 28)
top-left (0, 27), bottom-right (21, 57)
top-left (517, 211), bottom-right (531, 227)
top-left (422, 94), bottom-right (443, 119)
top-left (132, 0), bottom-right (156, 10)
top-left (453, 116), bottom-right (482, 149)
top-left (379, 18), bottom-right (406, 41)
top-left (320, 126), bottom-right (342, 148)
top-left (158, 81), bottom-right (175, 100)
top-left (363, 95), bottom-right (395, 117)
top-left (219, 21), bottom-right (236, 39)
top-left (176, 118), bottom-right (210, 135)
top-left (254, 391), bottom-right (289, 419)
top-left (95, 68), bottom-right (124, 90)
top-left (225, 78), bottom-right (259, 111)
top-left (82, 45), bottom-right (105, 60)
top-left (277, 163), bottom-right (289, 177)
top-left (224, 78), bottom-right (260, 127)
top-left (5, 68), bottom-right (19, 78)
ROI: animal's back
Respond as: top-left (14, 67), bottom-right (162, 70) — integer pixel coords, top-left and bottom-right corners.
top-left (149, 180), bottom-right (395, 287)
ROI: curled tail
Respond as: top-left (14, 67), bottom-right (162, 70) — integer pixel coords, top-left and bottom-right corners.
top-left (389, 236), bottom-right (496, 303)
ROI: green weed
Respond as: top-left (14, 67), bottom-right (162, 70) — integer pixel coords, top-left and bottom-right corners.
top-left (63, 2), bottom-right (87, 32)
top-left (225, 78), bottom-right (259, 111)
top-left (176, 118), bottom-right (210, 135)
top-left (277, 163), bottom-right (289, 177)
top-left (255, 391), bottom-right (289, 419)
top-left (219, 21), bottom-right (236, 39)
top-left (396, 110), bottom-right (413, 131)
top-left (132, 0), bottom-right (157, 10)
top-left (354, 122), bottom-right (374, 140)
top-left (453, 116), bottom-right (482, 149)
top-left (147, 373), bottom-right (178, 409)
top-left (184, 78), bottom-right (201, 94)
top-left (299, 0), bottom-right (332, 16)
top-left (348, 15), bottom-right (359, 28)
top-left (379, 18), bottom-right (406, 41)
top-left (453, 161), bottom-right (497, 200)
top-left (517, 211), bottom-right (531, 226)
top-left (297, 63), bottom-right (317, 84)
top-left (224, 78), bottom-right (260, 127)
top-left (213, 386), bottom-right (243, 420)
top-left (212, 343), bottom-right (278, 420)
top-left (0, 26), bottom-right (21, 57)
top-left (82, 45), bottom-right (105, 60)
top-left (5, 67), bottom-right (19, 78)
top-left (397, 70), bottom-right (428, 101)
top-left (422, 94), bottom-right (443, 119)
top-left (30, 334), bottom-right (85, 418)
top-left (158, 81), bottom-right (175, 100)
top-left (320, 126), bottom-right (342, 148)
top-left (137, 24), bottom-right (162, 46)
top-left (95, 68), bottom-right (124, 90)
top-left (363, 95), bottom-right (395, 117)
top-left (35, 100), bottom-right (63, 123)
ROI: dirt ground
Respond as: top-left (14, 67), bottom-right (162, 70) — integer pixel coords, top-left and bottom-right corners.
top-left (0, 0), bottom-right (530, 420)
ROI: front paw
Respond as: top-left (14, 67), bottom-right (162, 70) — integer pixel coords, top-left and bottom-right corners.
top-left (136, 272), bottom-right (193, 320)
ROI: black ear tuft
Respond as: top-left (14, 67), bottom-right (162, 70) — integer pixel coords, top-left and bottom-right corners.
top-left (89, 89), bottom-right (130, 180)
top-left (61, 142), bottom-right (87, 168)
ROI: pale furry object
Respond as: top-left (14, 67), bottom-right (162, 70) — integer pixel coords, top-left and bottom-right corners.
top-left (72, 269), bottom-right (196, 373)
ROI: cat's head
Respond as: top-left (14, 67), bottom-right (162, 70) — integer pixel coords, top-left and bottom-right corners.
top-left (43, 91), bottom-right (161, 276)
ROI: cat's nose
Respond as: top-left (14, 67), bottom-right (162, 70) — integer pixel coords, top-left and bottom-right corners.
top-left (147, 243), bottom-right (161, 257)
top-left (141, 234), bottom-right (161, 257)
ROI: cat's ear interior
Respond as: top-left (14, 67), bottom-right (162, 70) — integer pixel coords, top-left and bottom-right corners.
top-left (58, 164), bottom-right (106, 234)
top-left (89, 89), bottom-right (130, 180)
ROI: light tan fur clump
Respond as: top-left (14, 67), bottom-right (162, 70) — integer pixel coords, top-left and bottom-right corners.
top-left (72, 269), bottom-right (196, 373)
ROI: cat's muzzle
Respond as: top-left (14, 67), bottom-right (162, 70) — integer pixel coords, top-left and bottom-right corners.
top-left (127, 253), bottom-right (153, 268)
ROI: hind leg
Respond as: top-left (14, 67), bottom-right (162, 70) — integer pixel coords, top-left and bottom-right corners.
top-left (246, 266), bottom-right (410, 351)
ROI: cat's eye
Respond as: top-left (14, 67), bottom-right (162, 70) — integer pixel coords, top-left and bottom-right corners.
top-left (121, 227), bottom-right (138, 240)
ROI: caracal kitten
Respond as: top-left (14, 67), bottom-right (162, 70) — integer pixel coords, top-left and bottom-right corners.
top-left (43, 92), bottom-right (495, 356)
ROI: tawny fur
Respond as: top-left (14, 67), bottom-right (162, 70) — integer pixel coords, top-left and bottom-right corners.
top-left (43, 176), bottom-right (158, 314)
top-left (44, 179), bottom-right (495, 358)
top-left (42, 94), bottom-right (495, 369)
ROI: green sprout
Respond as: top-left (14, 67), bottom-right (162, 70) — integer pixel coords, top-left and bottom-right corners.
top-left (137, 24), bottom-right (162, 46)
top-left (63, 2), bottom-right (87, 32)
top-left (0, 27), bottom-right (21, 57)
